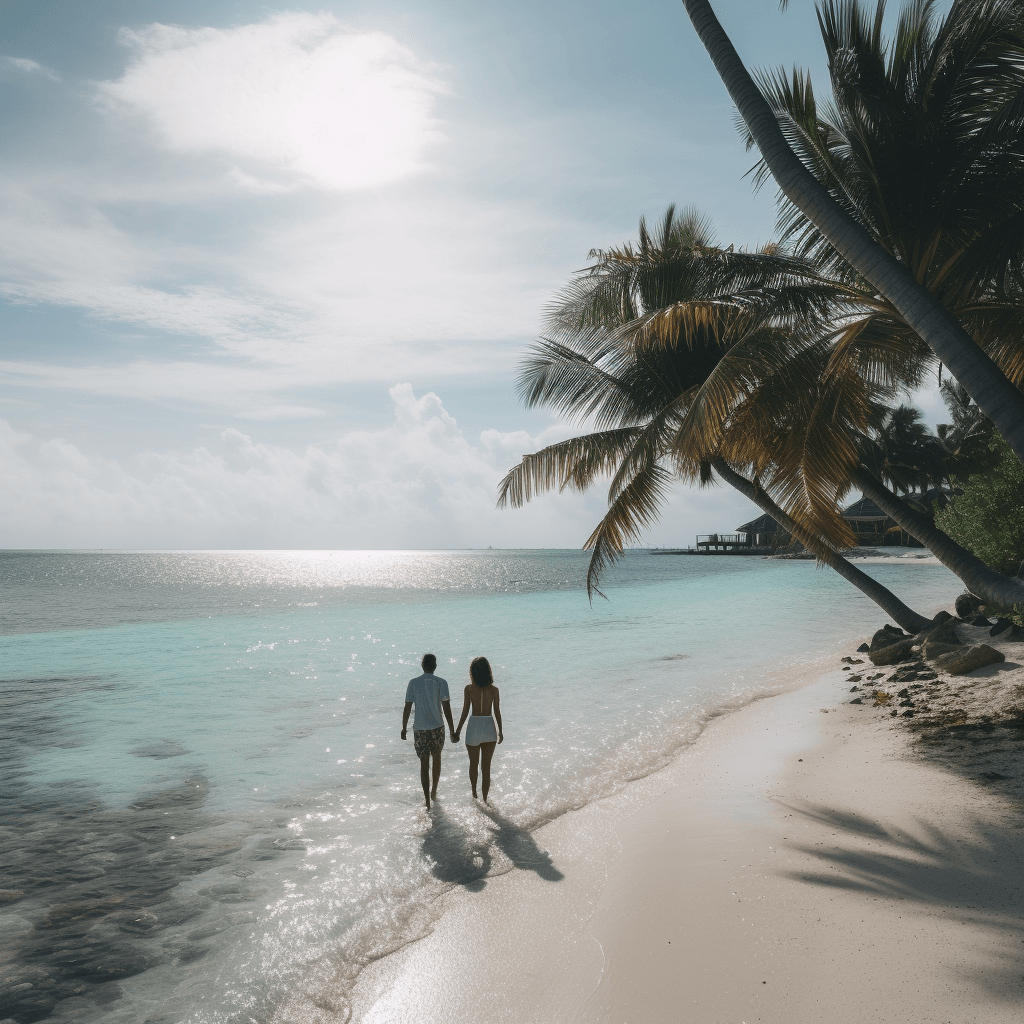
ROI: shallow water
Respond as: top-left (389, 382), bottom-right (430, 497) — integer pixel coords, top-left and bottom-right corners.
top-left (0, 549), bottom-right (960, 1023)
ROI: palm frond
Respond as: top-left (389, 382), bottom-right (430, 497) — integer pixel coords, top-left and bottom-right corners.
top-left (496, 428), bottom-right (645, 508)
top-left (584, 461), bottom-right (674, 600)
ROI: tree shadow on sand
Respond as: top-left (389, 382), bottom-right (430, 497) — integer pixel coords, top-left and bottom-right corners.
top-left (420, 805), bottom-right (492, 892)
top-left (478, 805), bottom-right (565, 882)
top-left (780, 799), bottom-right (1024, 1001)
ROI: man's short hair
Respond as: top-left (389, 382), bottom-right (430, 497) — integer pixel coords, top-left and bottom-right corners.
top-left (421, 653), bottom-right (437, 673)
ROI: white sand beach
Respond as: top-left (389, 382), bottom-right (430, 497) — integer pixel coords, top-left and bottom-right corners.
top-left (843, 546), bottom-right (944, 566)
top-left (343, 626), bottom-right (1024, 1024)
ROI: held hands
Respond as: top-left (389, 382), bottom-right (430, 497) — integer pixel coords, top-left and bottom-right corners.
top-left (452, 731), bottom-right (459, 743)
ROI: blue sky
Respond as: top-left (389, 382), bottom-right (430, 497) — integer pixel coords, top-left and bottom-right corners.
top-left (2, 0), bottom-right (922, 549)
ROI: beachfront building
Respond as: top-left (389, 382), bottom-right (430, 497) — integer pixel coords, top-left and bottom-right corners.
top-left (698, 488), bottom-right (955, 553)
top-left (839, 497), bottom-right (892, 545)
top-left (695, 513), bottom-right (788, 554)
top-left (838, 495), bottom-right (950, 547)
top-left (737, 513), bottom-right (787, 549)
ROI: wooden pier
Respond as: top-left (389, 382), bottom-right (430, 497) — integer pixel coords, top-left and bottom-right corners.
top-left (649, 539), bottom-right (777, 556)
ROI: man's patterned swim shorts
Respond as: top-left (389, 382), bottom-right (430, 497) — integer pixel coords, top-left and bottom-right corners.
top-left (414, 726), bottom-right (445, 758)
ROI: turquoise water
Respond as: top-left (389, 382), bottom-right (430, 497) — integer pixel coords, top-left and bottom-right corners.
top-left (0, 549), bottom-right (960, 1024)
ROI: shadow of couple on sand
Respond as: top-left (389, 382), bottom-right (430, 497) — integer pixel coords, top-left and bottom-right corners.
top-left (420, 803), bottom-right (564, 892)
top-left (420, 805), bottom-right (492, 892)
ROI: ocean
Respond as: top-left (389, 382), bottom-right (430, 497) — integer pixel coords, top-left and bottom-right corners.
top-left (0, 549), bottom-right (960, 1024)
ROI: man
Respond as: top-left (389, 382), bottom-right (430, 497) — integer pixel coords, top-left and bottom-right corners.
top-left (401, 652), bottom-right (455, 810)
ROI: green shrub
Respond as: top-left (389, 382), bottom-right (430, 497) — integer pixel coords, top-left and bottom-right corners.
top-left (936, 435), bottom-right (1024, 575)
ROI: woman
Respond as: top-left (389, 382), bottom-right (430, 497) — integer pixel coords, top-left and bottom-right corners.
top-left (453, 656), bottom-right (503, 802)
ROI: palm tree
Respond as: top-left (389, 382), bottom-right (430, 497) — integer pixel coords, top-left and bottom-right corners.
top-left (720, 333), bottom-right (1024, 607)
top-left (859, 406), bottom-right (948, 496)
top-left (720, 0), bottom-right (1024, 603)
top-left (499, 208), bottom-right (932, 632)
top-left (679, 0), bottom-right (1024, 463)
top-left (937, 381), bottom-right (997, 478)
top-left (750, 1), bottom-right (1024, 383)
top-left (840, 387), bottom-right (1024, 604)
top-left (655, 250), bottom-right (1024, 609)
top-left (845, 466), bottom-right (1024, 603)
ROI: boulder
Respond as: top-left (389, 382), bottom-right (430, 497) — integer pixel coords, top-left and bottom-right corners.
top-left (932, 610), bottom-right (954, 624)
top-left (990, 618), bottom-right (1015, 637)
top-left (869, 637), bottom-right (918, 666)
top-left (955, 592), bottom-right (983, 618)
top-left (923, 640), bottom-right (960, 660)
top-left (856, 643), bottom-right (870, 653)
top-left (870, 625), bottom-right (906, 652)
top-left (932, 644), bottom-right (1006, 676)
top-left (913, 619), bottom-right (961, 662)
top-left (970, 615), bottom-right (993, 627)
top-left (922, 618), bottom-right (961, 647)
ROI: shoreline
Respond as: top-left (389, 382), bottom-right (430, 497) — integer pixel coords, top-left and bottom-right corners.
top-left (335, 623), bottom-right (1024, 1024)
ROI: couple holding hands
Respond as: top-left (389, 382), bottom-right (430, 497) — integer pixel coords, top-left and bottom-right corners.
top-left (401, 653), bottom-right (503, 810)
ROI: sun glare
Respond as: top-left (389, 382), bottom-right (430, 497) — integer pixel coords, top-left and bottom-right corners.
top-left (100, 13), bottom-right (445, 192)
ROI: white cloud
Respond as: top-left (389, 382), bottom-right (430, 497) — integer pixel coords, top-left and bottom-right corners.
top-left (0, 385), bottom-right (600, 548)
top-left (0, 384), bottom-right (763, 550)
top-left (0, 180), bottom-right (556, 401)
top-left (4, 56), bottom-right (60, 81)
top-left (98, 14), bottom-right (445, 192)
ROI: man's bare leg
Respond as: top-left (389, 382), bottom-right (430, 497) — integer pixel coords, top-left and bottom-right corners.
top-left (431, 751), bottom-right (441, 800)
top-left (419, 754), bottom-right (431, 809)
top-left (480, 741), bottom-right (496, 803)
top-left (467, 744), bottom-right (480, 799)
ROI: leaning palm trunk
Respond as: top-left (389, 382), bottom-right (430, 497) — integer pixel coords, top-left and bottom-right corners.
top-left (711, 458), bottom-right (932, 632)
top-left (681, 0), bottom-right (1024, 465)
top-left (851, 468), bottom-right (1024, 609)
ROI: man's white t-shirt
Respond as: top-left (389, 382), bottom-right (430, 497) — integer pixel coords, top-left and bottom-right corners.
top-left (405, 672), bottom-right (450, 731)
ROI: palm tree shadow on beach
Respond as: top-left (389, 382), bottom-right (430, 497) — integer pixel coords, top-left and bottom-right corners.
top-left (421, 805), bottom-right (492, 892)
top-left (478, 804), bottom-right (565, 882)
top-left (780, 799), bottom-right (1024, 999)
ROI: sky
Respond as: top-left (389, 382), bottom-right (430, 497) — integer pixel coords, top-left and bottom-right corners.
top-left (0, 0), bottom-right (944, 549)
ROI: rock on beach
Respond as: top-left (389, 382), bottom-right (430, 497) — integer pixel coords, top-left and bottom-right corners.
top-left (932, 644), bottom-right (1006, 676)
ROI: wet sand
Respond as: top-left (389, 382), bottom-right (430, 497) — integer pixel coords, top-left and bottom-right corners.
top-left (345, 640), bottom-right (1024, 1024)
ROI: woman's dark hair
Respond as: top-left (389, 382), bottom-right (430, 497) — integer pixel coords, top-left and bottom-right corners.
top-left (469, 656), bottom-right (493, 688)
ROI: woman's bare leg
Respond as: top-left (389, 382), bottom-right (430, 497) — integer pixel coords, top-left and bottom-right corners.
top-left (479, 741), bottom-right (497, 803)
top-left (467, 744), bottom-right (480, 798)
